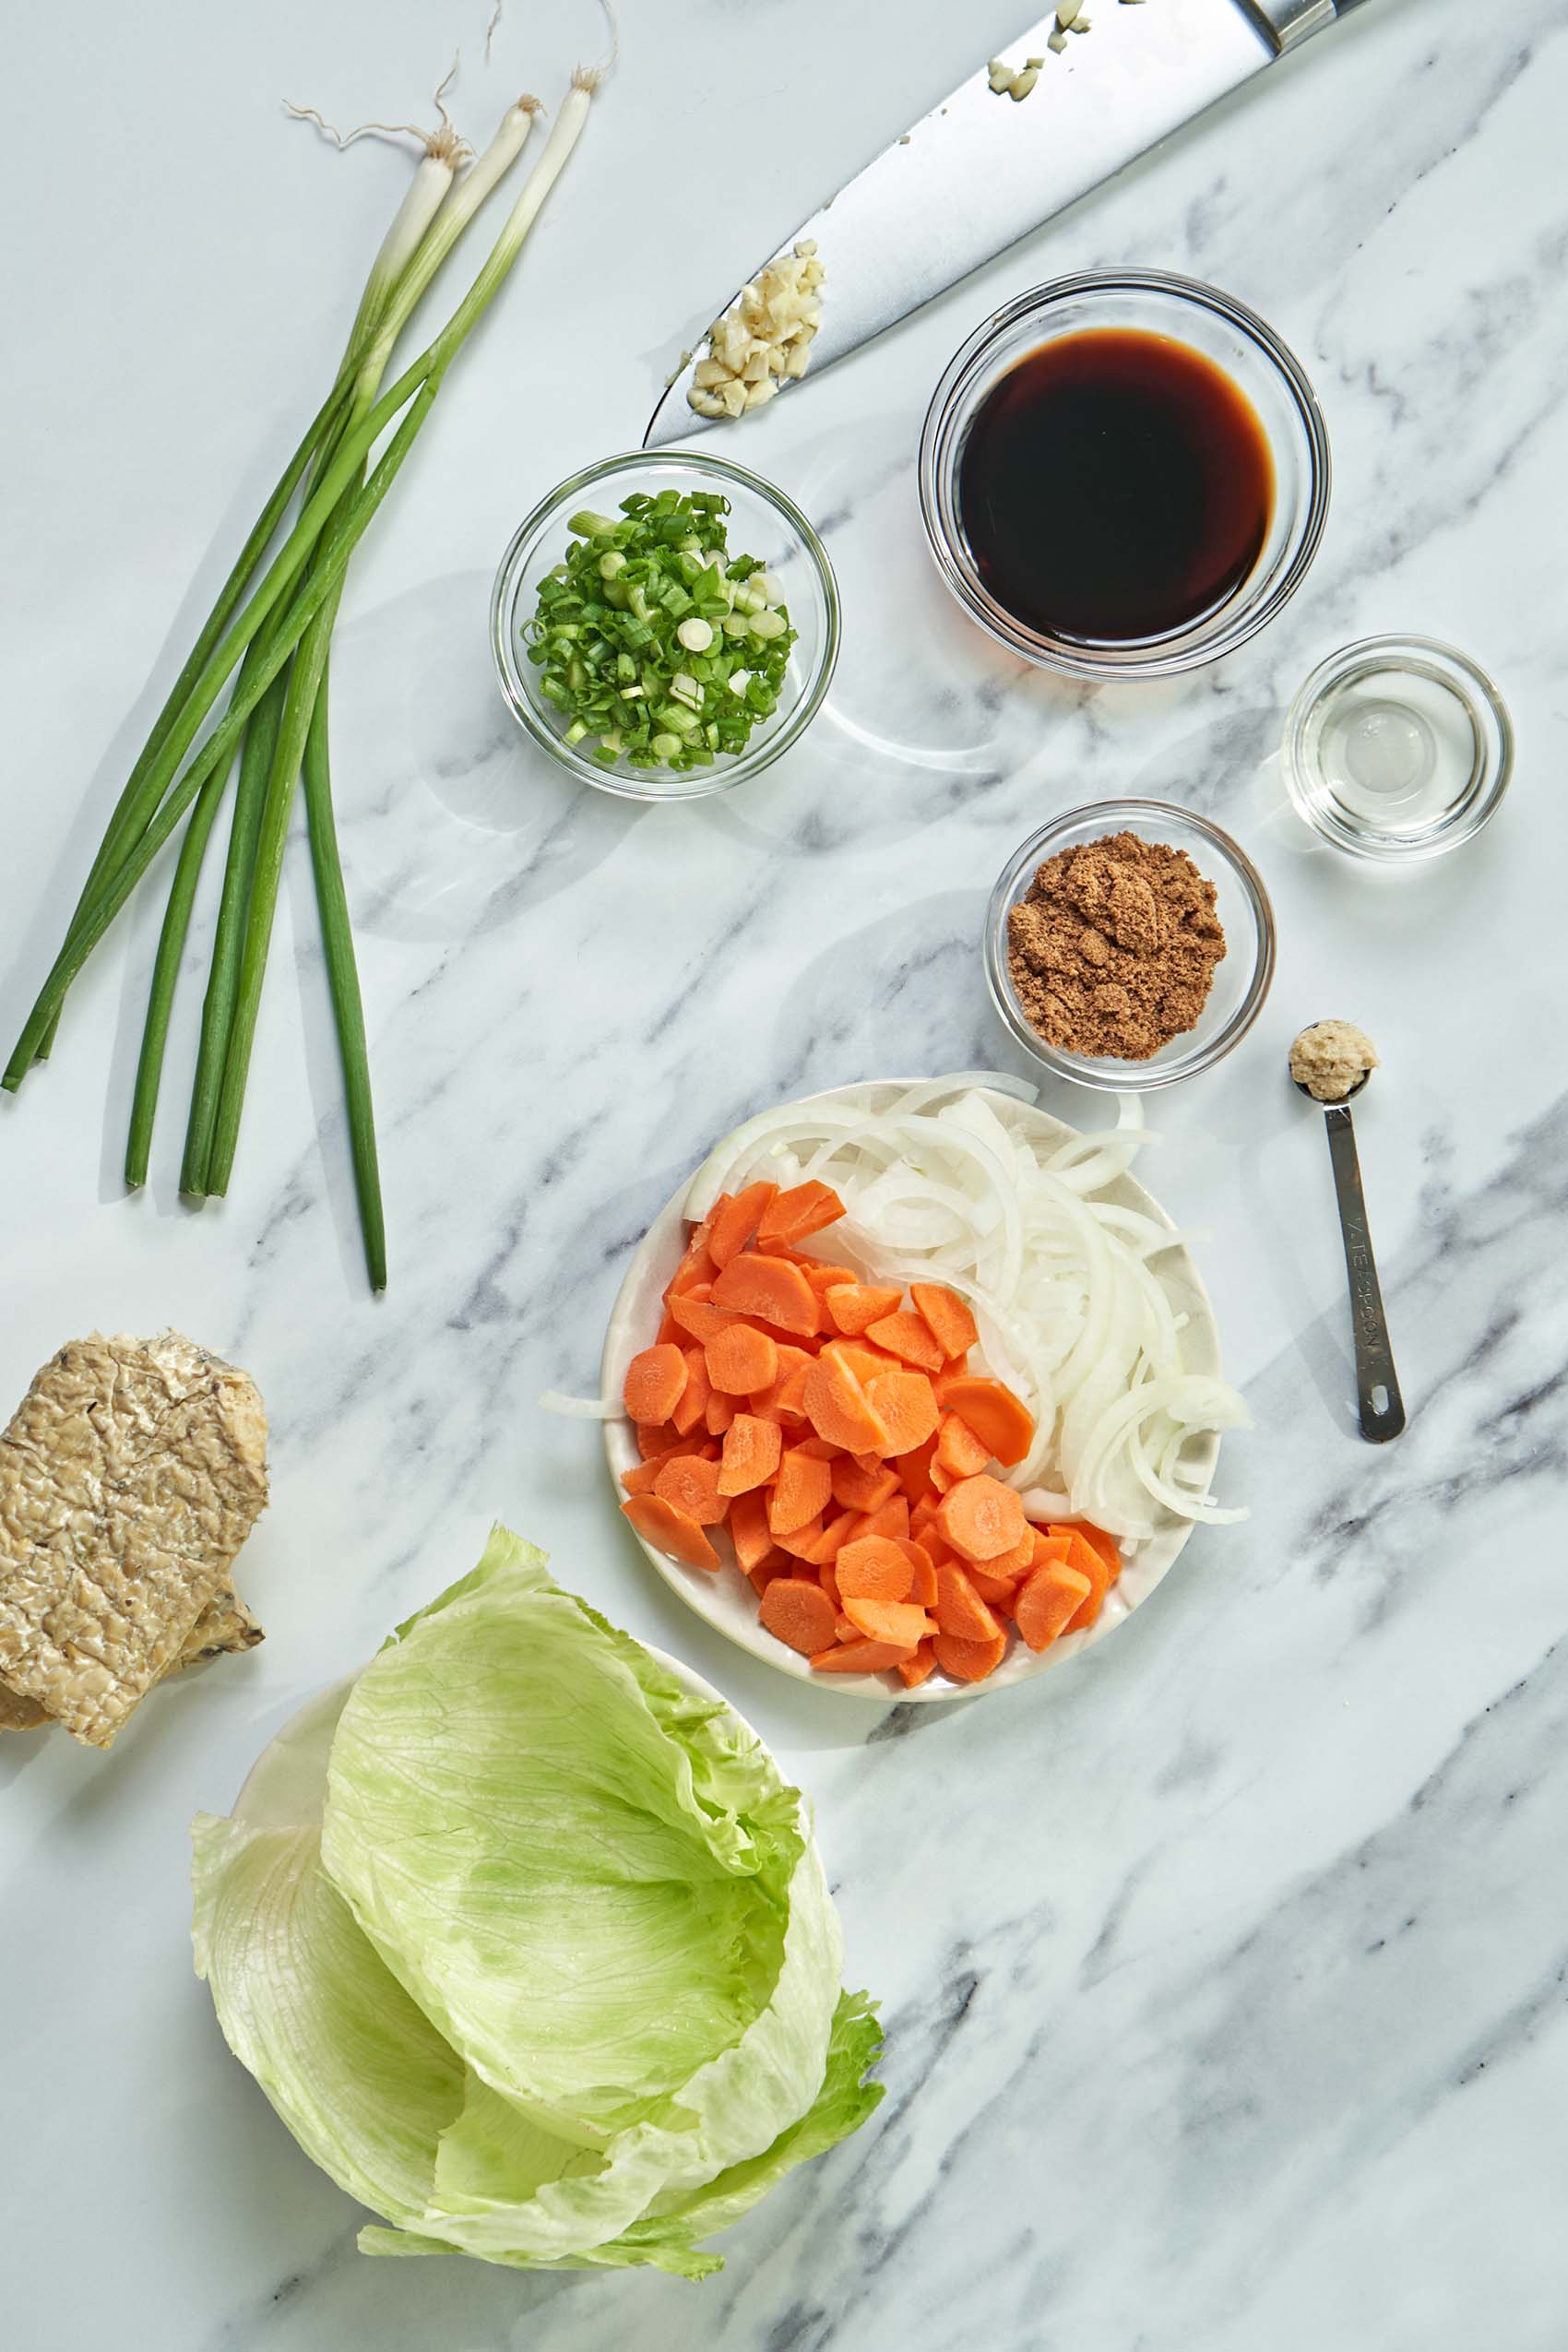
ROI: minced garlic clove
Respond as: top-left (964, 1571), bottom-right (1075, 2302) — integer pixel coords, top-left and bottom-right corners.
top-left (686, 243), bottom-right (826, 420)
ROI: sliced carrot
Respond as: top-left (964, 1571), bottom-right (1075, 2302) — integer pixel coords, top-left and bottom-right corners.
top-left (776, 1515), bottom-right (828, 1560)
top-left (707, 1181), bottom-right (778, 1270)
top-left (830, 1454), bottom-right (899, 1515)
top-left (1045, 1525), bottom-right (1116, 1630)
top-left (1015, 1562), bottom-right (1093, 1652)
top-left (825, 1282), bottom-right (903, 1336)
top-left (621, 1431), bottom-right (709, 1494)
top-left (861, 1493), bottom-right (911, 1544)
top-left (747, 1556), bottom-right (787, 1598)
top-left (717, 1412), bottom-right (783, 1497)
top-left (710, 1252), bottom-right (820, 1337)
top-left (897, 1642), bottom-right (937, 1690)
top-left (705, 1321), bottom-right (779, 1397)
top-left (803, 1510), bottom-right (865, 1564)
top-left (802, 1355), bottom-right (891, 1455)
top-left (897, 1435), bottom-right (941, 1507)
top-left (794, 1259), bottom-right (860, 1300)
top-left (756, 1181), bottom-right (846, 1247)
top-left (706, 1390), bottom-right (737, 1437)
top-left (841, 1596), bottom-right (931, 1649)
top-left (759, 1575), bottom-right (839, 1657)
top-left (822, 1336), bottom-right (901, 1388)
top-left (811, 1637), bottom-right (910, 1675)
top-left (1030, 1529), bottom-right (1075, 1573)
top-left (934, 1562), bottom-right (1002, 1645)
top-left (664, 1233), bottom-right (718, 1301)
top-left (835, 1536), bottom-right (913, 1605)
top-left (936, 1473), bottom-right (1027, 1562)
top-left (653, 1453), bottom-right (727, 1526)
top-left (747, 1340), bottom-right (812, 1418)
top-left (671, 1348), bottom-right (711, 1436)
top-left (621, 1493), bottom-right (721, 1573)
top-left (1055, 1521), bottom-right (1122, 1575)
top-left (932, 1626), bottom-right (1007, 1683)
top-left (864, 1311), bottom-right (946, 1373)
top-left (987, 1528), bottom-right (1039, 1582)
top-left (668, 1291), bottom-right (744, 1346)
top-left (897, 1540), bottom-right (939, 1609)
top-left (769, 1447), bottom-right (835, 1536)
top-left (624, 1343), bottom-right (688, 1427)
top-left (934, 1375), bottom-right (1033, 1467)
top-left (817, 1556), bottom-right (842, 1610)
top-left (864, 1370), bottom-right (940, 1461)
top-left (929, 1459), bottom-right (955, 1495)
top-left (794, 1433), bottom-right (840, 1460)
top-left (936, 1411), bottom-right (992, 1481)
top-left (966, 1568), bottom-right (1020, 1613)
top-left (636, 1419), bottom-right (678, 1460)
top-left (909, 1282), bottom-right (980, 1360)
top-left (654, 1307), bottom-right (683, 1348)
top-left (909, 1492), bottom-right (941, 1543)
top-left (729, 1488), bottom-right (776, 1574)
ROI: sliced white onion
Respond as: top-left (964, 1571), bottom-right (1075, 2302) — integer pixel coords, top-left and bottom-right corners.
top-left (538, 1389), bottom-right (622, 1420)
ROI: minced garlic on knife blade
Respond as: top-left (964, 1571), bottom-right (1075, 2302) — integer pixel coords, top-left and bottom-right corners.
top-left (687, 241), bottom-right (824, 419)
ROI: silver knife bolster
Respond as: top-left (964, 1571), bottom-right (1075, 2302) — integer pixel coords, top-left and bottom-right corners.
top-left (1237, 0), bottom-right (1341, 51)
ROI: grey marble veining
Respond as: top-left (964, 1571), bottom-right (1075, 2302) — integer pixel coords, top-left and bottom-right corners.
top-left (3, 0), bottom-right (1566, 2346)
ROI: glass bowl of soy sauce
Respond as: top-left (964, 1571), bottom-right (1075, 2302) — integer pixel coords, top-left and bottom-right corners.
top-left (919, 271), bottom-right (1330, 681)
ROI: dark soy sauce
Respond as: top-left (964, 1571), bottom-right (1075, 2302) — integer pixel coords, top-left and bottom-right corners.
top-left (957, 328), bottom-right (1275, 645)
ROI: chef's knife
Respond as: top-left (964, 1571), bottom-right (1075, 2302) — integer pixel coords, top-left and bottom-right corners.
top-left (645, 0), bottom-right (1366, 446)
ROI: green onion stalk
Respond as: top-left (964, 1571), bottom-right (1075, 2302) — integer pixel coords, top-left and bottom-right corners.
top-left (6, 65), bottom-right (603, 1291)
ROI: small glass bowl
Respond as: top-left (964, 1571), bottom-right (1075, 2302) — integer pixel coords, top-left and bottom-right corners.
top-left (985, 800), bottom-right (1277, 1093)
top-left (491, 449), bottom-right (840, 802)
top-left (920, 270), bottom-right (1331, 681)
top-left (1282, 634), bottom-right (1513, 861)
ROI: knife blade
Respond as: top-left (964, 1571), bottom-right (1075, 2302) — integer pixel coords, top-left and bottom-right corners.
top-left (645, 0), bottom-right (1364, 447)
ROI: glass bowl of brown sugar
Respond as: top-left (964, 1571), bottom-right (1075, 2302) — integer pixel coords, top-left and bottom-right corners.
top-left (984, 801), bottom-right (1276, 1092)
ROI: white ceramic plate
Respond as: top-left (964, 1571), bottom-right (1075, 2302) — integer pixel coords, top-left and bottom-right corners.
top-left (601, 1080), bottom-right (1224, 1702)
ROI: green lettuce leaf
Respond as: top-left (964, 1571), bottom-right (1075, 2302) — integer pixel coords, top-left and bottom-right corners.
top-left (192, 1531), bottom-right (879, 2278)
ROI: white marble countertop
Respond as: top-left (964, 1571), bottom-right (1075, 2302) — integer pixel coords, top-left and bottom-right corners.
top-left (5, 0), bottom-right (1566, 2344)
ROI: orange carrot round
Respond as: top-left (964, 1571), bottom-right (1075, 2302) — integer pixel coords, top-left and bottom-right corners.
top-left (652, 1453), bottom-right (727, 1526)
top-left (934, 1561), bottom-right (1002, 1645)
top-left (932, 1626), bottom-right (1007, 1683)
top-left (810, 1636), bottom-right (912, 1675)
top-left (1014, 1562), bottom-right (1093, 1653)
top-left (864, 1369), bottom-right (940, 1459)
top-left (707, 1181), bottom-right (778, 1269)
top-left (759, 1575), bottom-right (839, 1656)
top-left (709, 1252), bottom-right (821, 1337)
top-left (933, 1375), bottom-right (1033, 1467)
top-left (863, 1311), bottom-right (946, 1373)
top-left (825, 1282), bottom-right (903, 1336)
top-left (705, 1321), bottom-right (779, 1397)
top-left (768, 1447), bottom-right (835, 1536)
top-left (756, 1181), bottom-right (846, 1246)
top-left (621, 1493), bottom-right (721, 1573)
top-left (936, 1473), bottom-right (1027, 1562)
top-left (909, 1282), bottom-right (980, 1360)
top-left (835, 1536), bottom-right (914, 1605)
top-left (623, 1343), bottom-right (688, 1426)
top-left (717, 1412), bottom-right (783, 1496)
top-left (840, 1596), bottom-right (930, 1650)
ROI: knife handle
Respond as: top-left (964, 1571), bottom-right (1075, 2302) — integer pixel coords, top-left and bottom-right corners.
top-left (1240, 0), bottom-right (1365, 51)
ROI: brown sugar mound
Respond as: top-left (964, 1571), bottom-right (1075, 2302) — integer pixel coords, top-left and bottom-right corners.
top-left (1005, 830), bottom-right (1227, 1061)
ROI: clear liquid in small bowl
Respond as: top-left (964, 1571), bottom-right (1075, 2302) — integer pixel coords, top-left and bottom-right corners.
top-left (1284, 637), bottom-right (1512, 861)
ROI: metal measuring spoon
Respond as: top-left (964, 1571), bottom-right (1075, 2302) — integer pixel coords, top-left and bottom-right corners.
top-left (1291, 1035), bottom-right (1406, 1443)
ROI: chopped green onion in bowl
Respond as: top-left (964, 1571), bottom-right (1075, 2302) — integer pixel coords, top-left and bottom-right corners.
top-left (491, 451), bottom-right (840, 805)
top-left (527, 491), bottom-right (797, 773)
